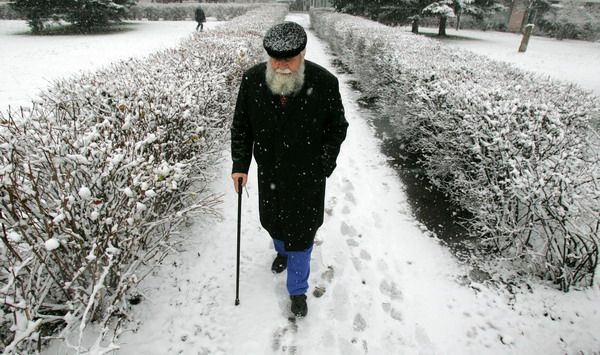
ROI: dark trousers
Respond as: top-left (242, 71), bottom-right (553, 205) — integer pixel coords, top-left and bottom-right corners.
top-left (196, 22), bottom-right (203, 31)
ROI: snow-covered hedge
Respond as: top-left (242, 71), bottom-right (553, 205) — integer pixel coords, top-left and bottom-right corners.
top-left (0, 3), bottom-right (257, 21)
top-left (0, 5), bottom-right (285, 353)
top-left (125, 3), bottom-right (256, 21)
top-left (0, 4), bottom-right (20, 20)
top-left (311, 9), bottom-right (600, 291)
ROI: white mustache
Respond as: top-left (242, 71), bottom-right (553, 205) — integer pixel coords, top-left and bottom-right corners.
top-left (275, 68), bottom-right (292, 74)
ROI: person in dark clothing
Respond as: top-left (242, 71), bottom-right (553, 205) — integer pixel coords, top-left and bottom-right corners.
top-left (195, 6), bottom-right (206, 31)
top-left (230, 21), bottom-right (348, 318)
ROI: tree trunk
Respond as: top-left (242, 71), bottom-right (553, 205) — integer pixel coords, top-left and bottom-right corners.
top-left (438, 16), bottom-right (447, 36)
top-left (455, 13), bottom-right (461, 30)
top-left (412, 18), bottom-right (419, 34)
top-left (518, 24), bottom-right (535, 52)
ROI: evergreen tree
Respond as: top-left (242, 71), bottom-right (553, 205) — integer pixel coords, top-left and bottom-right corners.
top-left (332, 0), bottom-right (504, 35)
top-left (66, 0), bottom-right (135, 30)
top-left (10, 0), bottom-right (136, 33)
top-left (422, 0), bottom-right (455, 35)
top-left (10, 0), bottom-right (62, 32)
top-left (332, 0), bottom-right (424, 25)
top-left (423, 0), bottom-right (504, 35)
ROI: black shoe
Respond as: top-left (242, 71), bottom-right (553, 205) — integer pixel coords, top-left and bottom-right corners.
top-left (290, 295), bottom-right (307, 317)
top-left (271, 254), bottom-right (287, 274)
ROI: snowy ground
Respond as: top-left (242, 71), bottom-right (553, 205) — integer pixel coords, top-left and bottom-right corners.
top-left (2, 13), bottom-right (599, 355)
top-left (0, 19), bottom-right (222, 110)
top-left (412, 26), bottom-right (600, 97)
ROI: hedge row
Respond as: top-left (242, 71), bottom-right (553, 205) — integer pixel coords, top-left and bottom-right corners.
top-left (310, 9), bottom-right (600, 291)
top-left (125, 3), bottom-right (258, 21)
top-left (0, 5), bottom-right (285, 353)
top-left (0, 3), bottom-right (19, 19)
top-left (0, 3), bottom-right (257, 21)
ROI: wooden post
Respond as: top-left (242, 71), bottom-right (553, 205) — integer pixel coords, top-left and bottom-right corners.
top-left (518, 24), bottom-right (534, 52)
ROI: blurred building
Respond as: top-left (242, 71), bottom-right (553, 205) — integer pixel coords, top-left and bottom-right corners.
top-left (309, 0), bottom-right (332, 7)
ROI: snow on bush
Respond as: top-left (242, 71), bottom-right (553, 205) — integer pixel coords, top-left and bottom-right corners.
top-left (0, 3), bottom-right (257, 22)
top-left (125, 3), bottom-right (257, 21)
top-left (311, 9), bottom-right (600, 291)
top-left (0, 5), bottom-right (285, 353)
top-left (0, 4), bottom-right (20, 20)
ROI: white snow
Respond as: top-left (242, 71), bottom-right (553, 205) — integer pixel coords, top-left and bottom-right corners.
top-left (0, 19), bottom-right (222, 110)
top-left (1, 13), bottom-right (598, 355)
top-left (7, 231), bottom-right (22, 243)
top-left (78, 186), bottom-right (92, 200)
top-left (44, 238), bottom-right (60, 251)
top-left (412, 26), bottom-right (600, 97)
top-left (112, 14), bottom-right (600, 355)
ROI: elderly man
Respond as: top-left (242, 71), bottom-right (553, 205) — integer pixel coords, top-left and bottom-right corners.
top-left (230, 21), bottom-right (348, 317)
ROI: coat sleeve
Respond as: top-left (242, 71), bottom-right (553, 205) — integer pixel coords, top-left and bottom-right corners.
top-left (321, 77), bottom-right (348, 177)
top-left (231, 74), bottom-right (254, 174)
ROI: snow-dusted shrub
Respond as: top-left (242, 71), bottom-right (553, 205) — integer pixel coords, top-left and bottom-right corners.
top-left (538, 1), bottom-right (600, 41)
top-left (0, 4), bottom-right (20, 20)
top-left (125, 3), bottom-right (257, 21)
top-left (311, 9), bottom-right (600, 291)
top-left (0, 5), bottom-right (285, 353)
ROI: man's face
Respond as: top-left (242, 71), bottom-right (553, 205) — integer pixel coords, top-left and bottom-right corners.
top-left (265, 52), bottom-right (305, 96)
top-left (269, 53), bottom-right (304, 74)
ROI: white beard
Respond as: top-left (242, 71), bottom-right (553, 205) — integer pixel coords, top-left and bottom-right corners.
top-left (266, 60), bottom-right (305, 96)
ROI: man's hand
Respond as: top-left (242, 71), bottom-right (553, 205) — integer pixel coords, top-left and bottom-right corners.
top-left (231, 173), bottom-right (248, 193)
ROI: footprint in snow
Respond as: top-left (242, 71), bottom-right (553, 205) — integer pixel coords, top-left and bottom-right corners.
top-left (328, 196), bottom-right (338, 208)
top-left (272, 320), bottom-right (299, 353)
top-left (282, 345), bottom-right (298, 354)
top-left (381, 181), bottom-right (390, 192)
top-left (342, 205), bottom-right (351, 215)
top-left (344, 191), bottom-right (357, 205)
top-left (353, 313), bottom-right (367, 332)
top-left (379, 280), bottom-right (403, 301)
top-left (272, 326), bottom-right (288, 351)
top-left (346, 239), bottom-right (359, 247)
top-left (359, 249), bottom-right (371, 261)
top-left (390, 307), bottom-right (403, 321)
top-left (321, 266), bottom-right (335, 283)
top-left (342, 178), bottom-right (355, 192)
top-left (313, 285), bottom-right (326, 298)
top-left (341, 221), bottom-right (358, 237)
top-left (381, 303), bottom-right (403, 322)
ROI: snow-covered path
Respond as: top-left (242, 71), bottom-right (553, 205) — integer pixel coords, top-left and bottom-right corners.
top-left (84, 13), bottom-right (600, 355)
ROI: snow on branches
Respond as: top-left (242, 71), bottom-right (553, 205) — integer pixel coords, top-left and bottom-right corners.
top-left (311, 9), bottom-right (600, 292)
top-left (422, 0), bottom-right (456, 18)
top-left (0, 5), bottom-right (286, 353)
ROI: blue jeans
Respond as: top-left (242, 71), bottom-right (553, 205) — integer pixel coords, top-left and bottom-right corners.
top-left (272, 239), bottom-right (313, 296)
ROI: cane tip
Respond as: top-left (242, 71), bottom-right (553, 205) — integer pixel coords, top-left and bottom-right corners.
top-left (235, 299), bottom-right (240, 306)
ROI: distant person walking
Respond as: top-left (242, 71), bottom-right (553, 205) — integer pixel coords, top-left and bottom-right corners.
top-left (195, 6), bottom-right (206, 31)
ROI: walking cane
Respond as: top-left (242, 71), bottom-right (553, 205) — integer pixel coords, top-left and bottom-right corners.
top-left (235, 177), bottom-right (242, 306)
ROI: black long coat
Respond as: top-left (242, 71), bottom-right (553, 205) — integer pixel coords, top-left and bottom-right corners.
top-left (195, 7), bottom-right (205, 22)
top-left (231, 60), bottom-right (348, 251)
